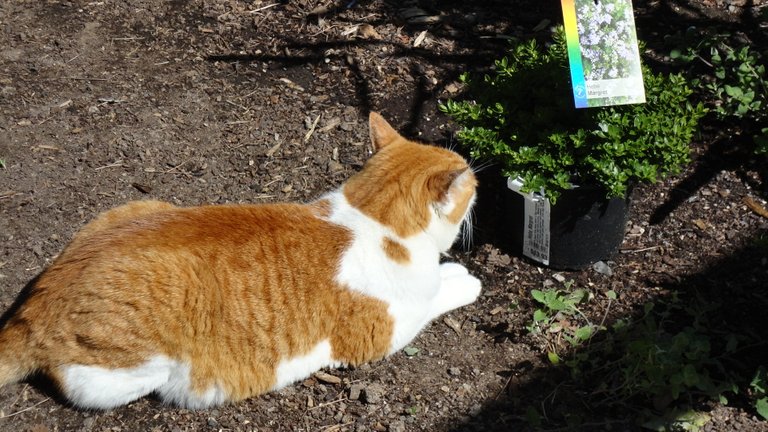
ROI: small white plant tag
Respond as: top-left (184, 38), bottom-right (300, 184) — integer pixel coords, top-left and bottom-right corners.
top-left (561, 0), bottom-right (645, 108)
top-left (508, 178), bottom-right (551, 265)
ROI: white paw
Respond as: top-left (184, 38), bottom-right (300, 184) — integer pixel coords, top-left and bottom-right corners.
top-left (454, 274), bottom-right (482, 304)
top-left (439, 262), bottom-right (469, 280)
top-left (437, 273), bottom-right (482, 311)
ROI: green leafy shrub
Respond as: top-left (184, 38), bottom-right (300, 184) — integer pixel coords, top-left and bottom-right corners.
top-left (669, 28), bottom-right (768, 155)
top-left (440, 29), bottom-right (705, 203)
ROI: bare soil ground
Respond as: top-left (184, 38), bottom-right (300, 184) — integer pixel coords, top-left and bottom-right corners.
top-left (1, 1), bottom-right (767, 431)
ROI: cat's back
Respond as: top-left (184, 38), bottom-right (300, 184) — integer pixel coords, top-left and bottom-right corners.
top-left (55, 200), bottom-right (348, 268)
top-left (21, 199), bottom-right (354, 339)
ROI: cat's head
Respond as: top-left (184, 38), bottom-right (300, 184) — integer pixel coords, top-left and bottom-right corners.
top-left (343, 112), bottom-right (477, 252)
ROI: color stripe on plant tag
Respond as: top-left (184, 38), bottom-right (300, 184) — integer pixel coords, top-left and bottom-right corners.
top-left (508, 178), bottom-right (551, 266)
top-left (561, 0), bottom-right (646, 108)
top-left (561, 0), bottom-right (588, 108)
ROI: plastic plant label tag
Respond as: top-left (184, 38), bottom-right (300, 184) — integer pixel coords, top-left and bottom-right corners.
top-left (507, 178), bottom-right (551, 265)
top-left (561, 0), bottom-right (645, 108)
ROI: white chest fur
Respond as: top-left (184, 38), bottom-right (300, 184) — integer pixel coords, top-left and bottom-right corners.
top-left (325, 191), bottom-right (480, 354)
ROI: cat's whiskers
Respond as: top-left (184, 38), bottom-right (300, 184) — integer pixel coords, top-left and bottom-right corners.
top-left (460, 208), bottom-right (475, 250)
top-left (469, 159), bottom-right (495, 174)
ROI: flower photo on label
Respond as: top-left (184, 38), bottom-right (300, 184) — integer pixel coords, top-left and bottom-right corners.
top-left (575, 0), bottom-right (641, 82)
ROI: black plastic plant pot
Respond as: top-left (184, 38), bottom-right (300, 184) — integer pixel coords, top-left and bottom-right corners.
top-left (506, 179), bottom-right (631, 270)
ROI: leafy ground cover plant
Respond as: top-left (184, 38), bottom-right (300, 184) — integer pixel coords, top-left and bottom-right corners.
top-left (525, 279), bottom-right (768, 429)
top-left (668, 27), bottom-right (768, 155)
top-left (441, 29), bottom-right (705, 203)
top-left (527, 280), bottom-right (607, 365)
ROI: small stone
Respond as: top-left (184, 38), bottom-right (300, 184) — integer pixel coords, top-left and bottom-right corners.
top-left (440, 385), bottom-right (450, 392)
top-left (552, 273), bottom-right (566, 283)
top-left (328, 160), bottom-right (344, 173)
top-left (592, 261), bottom-right (613, 276)
top-left (207, 418), bottom-right (218, 427)
top-left (363, 383), bottom-right (386, 404)
top-left (83, 417), bottom-right (95, 429)
top-left (349, 383), bottom-right (364, 400)
top-left (340, 122), bottom-right (355, 132)
top-left (388, 420), bottom-right (406, 432)
top-left (693, 219), bottom-right (709, 230)
top-left (448, 367), bottom-right (461, 376)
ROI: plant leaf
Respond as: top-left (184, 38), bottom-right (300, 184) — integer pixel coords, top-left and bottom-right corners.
top-left (403, 346), bottom-right (420, 356)
top-left (575, 325), bottom-right (593, 341)
top-left (756, 397), bottom-right (768, 420)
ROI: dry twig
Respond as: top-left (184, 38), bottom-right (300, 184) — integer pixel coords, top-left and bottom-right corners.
top-left (744, 196), bottom-right (768, 220)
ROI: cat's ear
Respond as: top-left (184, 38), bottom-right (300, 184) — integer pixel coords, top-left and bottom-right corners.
top-left (428, 168), bottom-right (469, 202)
top-left (369, 112), bottom-right (403, 151)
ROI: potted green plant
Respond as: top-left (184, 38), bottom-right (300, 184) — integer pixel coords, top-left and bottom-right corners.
top-left (440, 29), bottom-right (705, 269)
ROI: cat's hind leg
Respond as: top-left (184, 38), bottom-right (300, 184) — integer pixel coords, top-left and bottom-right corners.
top-left (55, 356), bottom-right (175, 409)
top-left (155, 363), bottom-right (228, 409)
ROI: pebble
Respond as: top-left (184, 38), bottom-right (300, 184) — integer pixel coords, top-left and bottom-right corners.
top-left (552, 273), bottom-right (566, 283)
top-left (327, 160), bottom-right (344, 173)
top-left (592, 261), bottom-right (613, 276)
top-left (314, 371), bottom-right (341, 385)
top-left (388, 420), bottom-right (406, 432)
top-left (363, 383), bottom-right (386, 404)
top-left (448, 367), bottom-right (461, 376)
top-left (349, 383), bottom-right (364, 401)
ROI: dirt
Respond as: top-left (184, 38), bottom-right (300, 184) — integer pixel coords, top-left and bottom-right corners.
top-left (1, 0), bottom-right (767, 431)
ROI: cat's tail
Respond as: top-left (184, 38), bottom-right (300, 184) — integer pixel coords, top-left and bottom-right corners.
top-left (0, 323), bottom-right (36, 387)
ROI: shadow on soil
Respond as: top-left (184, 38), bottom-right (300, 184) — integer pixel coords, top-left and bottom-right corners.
top-left (204, 0), bottom-right (559, 139)
top-left (451, 188), bottom-right (768, 430)
top-left (650, 134), bottom-right (768, 225)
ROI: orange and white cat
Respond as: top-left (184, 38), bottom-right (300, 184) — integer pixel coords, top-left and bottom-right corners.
top-left (0, 112), bottom-right (480, 409)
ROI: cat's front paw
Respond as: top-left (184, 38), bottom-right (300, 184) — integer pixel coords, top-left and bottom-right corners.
top-left (449, 273), bottom-right (482, 304)
top-left (430, 272), bottom-right (482, 317)
top-left (439, 262), bottom-right (469, 280)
